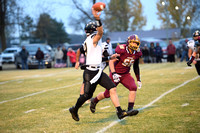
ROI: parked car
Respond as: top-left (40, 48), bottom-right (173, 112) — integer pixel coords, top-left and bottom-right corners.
top-left (175, 38), bottom-right (192, 58)
top-left (140, 38), bottom-right (168, 59)
top-left (15, 44), bottom-right (53, 69)
top-left (1, 47), bottom-right (21, 63)
top-left (0, 54), bottom-right (2, 70)
top-left (67, 44), bottom-right (82, 52)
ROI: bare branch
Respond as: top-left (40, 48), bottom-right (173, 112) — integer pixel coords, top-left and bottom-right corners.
top-left (72, 0), bottom-right (93, 20)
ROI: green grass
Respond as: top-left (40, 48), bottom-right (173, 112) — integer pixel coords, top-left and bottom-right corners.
top-left (0, 62), bottom-right (199, 133)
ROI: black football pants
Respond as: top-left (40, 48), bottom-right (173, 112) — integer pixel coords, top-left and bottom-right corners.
top-left (74, 69), bottom-right (115, 110)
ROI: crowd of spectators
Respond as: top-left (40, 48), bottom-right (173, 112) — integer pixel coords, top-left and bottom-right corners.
top-left (141, 40), bottom-right (181, 63)
top-left (54, 46), bottom-right (84, 68)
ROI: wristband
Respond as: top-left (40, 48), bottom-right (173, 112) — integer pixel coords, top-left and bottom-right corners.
top-left (112, 72), bottom-right (117, 75)
top-left (96, 20), bottom-right (102, 27)
top-left (108, 56), bottom-right (111, 60)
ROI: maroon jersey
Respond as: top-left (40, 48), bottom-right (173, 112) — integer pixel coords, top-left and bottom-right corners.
top-left (114, 44), bottom-right (142, 74)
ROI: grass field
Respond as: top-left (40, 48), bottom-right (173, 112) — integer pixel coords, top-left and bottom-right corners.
top-left (0, 62), bottom-right (199, 133)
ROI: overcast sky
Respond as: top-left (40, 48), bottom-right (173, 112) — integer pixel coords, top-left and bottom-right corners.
top-left (21, 0), bottom-right (161, 34)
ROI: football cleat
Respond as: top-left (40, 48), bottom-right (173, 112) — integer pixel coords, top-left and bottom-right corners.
top-left (117, 110), bottom-right (128, 119)
top-left (127, 109), bottom-right (139, 116)
top-left (69, 106), bottom-right (79, 121)
top-left (90, 98), bottom-right (97, 113)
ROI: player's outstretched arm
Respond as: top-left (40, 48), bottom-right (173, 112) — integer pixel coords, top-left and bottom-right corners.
top-left (75, 48), bottom-right (81, 69)
top-left (92, 8), bottom-right (103, 46)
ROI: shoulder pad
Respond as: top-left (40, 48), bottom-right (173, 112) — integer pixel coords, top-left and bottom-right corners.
top-left (137, 48), bottom-right (141, 52)
top-left (119, 45), bottom-right (125, 49)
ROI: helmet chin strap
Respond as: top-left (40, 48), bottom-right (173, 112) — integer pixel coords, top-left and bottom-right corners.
top-left (128, 47), bottom-right (134, 54)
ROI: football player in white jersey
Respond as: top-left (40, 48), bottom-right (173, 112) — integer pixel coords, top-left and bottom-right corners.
top-left (187, 30), bottom-right (200, 75)
top-left (69, 8), bottom-right (134, 121)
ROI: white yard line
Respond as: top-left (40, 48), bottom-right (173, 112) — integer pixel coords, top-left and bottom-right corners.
top-left (0, 82), bottom-right (81, 104)
top-left (181, 103), bottom-right (189, 107)
top-left (63, 108), bottom-right (69, 111)
top-left (100, 106), bottom-right (110, 110)
top-left (96, 76), bottom-right (199, 133)
top-left (24, 109), bottom-right (36, 114)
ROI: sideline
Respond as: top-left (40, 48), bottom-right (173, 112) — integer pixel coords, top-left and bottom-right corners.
top-left (0, 82), bottom-right (81, 104)
top-left (96, 76), bottom-right (199, 133)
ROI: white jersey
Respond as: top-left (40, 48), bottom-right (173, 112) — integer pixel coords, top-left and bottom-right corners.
top-left (102, 42), bottom-right (113, 55)
top-left (187, 40), bottom-right (200, 61)
top-left (187, 40), bottom-right (195, 51)
top-left (83, 33), bottom-right (102, 66)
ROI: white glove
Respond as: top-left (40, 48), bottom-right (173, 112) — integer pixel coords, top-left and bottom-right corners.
top-left (112, 72), bottom-right (121, 83)
top-left (137, 81), bottom-right (142, 89)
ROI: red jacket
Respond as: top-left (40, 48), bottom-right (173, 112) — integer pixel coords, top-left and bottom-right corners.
top-left (67, 51), bottom-right (76, 63)
top-left (167, 44), bottom-right (176, 55)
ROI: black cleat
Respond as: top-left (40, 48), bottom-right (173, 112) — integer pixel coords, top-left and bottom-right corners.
top-left (127, 109), bottom-right (139, 116)
top-left (69, 106), bottom-right (79, 121)
top-left (117, 110), bottom-right (128, 119)
top-left (90, 98), bottom-right (97, 113)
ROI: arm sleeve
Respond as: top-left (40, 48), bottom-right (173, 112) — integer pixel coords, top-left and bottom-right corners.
top-left (133, 58), bottom-right (141, 81)
top-left (102, 56), bottom-right (110, 62)
top-left (79, 45), bottom-right (85, 55)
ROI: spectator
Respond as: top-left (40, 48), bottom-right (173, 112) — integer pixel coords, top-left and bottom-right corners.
top-left (102, 37), bottom-right (113, 68)
top-left (142, 44), bottom-right (150, 63)
top-left (167, 40), bottom-right (176, 62)
top-left (149, 42), bottom-right (156, 63)
top-left (20, 46), bottom-right (29, 70)
top-left (62, 46), bottom-right (68, 67)
top-left (67, 48), bottom-right (76, 67)
top-left (180, 39), bottom-right (189, 62)
top-left (155, 42), bottom-right (163, 63)
top-left (35, 47), bottom-right (44, 69)
top-left (104, 37), bottom-right (113, 55)
top-left (54, 46), bottom-right (64, 66)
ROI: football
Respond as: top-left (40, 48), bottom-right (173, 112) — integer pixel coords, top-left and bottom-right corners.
top-left (92, 2), bottom-right (106, 12)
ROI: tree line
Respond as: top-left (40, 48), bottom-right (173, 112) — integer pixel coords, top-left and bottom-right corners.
top-left (0, 0), bottom-right (199, 51)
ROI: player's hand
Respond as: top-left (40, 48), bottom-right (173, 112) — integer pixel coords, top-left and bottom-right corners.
top-left (193, 60), bottom-right (197, 65)
top-left (112, 72), bottom-right (121, 83)
top-left (92, 8), bottom-right (101, 20)
top-left (75, 62), bottom-right (80, 69)
top-left (137, 81), bottom-right (142, 89)
top-left (110, 53), bottom-right (120, 60)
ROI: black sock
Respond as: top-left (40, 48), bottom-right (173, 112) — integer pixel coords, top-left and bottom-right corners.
top-left (75, 95), bottom-right (87, 111)
top-left (116, 106), bottom-right (122, 113)
top-left (128, 102), bottom-right (134, 111)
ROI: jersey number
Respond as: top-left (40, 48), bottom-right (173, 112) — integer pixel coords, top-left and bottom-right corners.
top-left (122, 58), bottom-right (134, 67)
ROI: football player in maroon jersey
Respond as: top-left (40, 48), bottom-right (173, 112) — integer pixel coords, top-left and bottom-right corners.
top-left (90, 34), bottom-right (142, 116)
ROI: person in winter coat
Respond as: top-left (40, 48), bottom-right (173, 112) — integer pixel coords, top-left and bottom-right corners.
top-left (167, 40), bottom-right (176, 62)
top-left (62, 46), bottom-right (68, 67)
top-left (149, 42), bottom-right (156, 63)
top-left (20, 46), bottom-right (29, 70)
top-left (67, 48), bottom-right (76, 67)
top-left (35, 47), bottom-right (44, 69)
top-left (155, 42), bottom-right (163, 63)
top-left (54, 46), bottom-right (64, 64)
